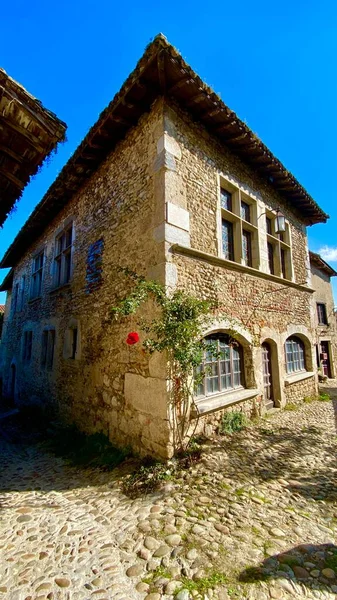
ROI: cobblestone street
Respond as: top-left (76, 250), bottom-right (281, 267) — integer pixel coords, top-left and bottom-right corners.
top-left (1, 387), bottom-right (337, 600)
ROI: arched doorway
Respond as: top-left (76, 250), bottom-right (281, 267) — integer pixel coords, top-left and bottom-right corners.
top-left (262, 342), bottom-right (274, 410)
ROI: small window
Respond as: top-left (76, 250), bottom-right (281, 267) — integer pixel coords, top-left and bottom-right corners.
top-left (267, 242), bottom-right (274, 275)
top-left (19, 276), bottom-right (26, 311)
top-left (317, 303), bottom-right (328, 325)
top-left (220, 188), bottom-right (232, 212)
top-left (54, 224), bottom-right (73, 288)
top-left (196, 333), bottom-right (243, 398)
top-left (70, 328), bottom-right (78, 359)
top-left (285, 336), bottom-right (306, 374)
top-left (242, 230), bottom-right (252, 267)
top-left (222, 220), bottom-right (234, 261)
top-left (31, 252), bottom-right (44, 299)
top-left (12, 283), bottom-right (19, 313)
top-left (281, 248), bottom-right (287, 278)
top-left (241, 201), bottom-right (251, 223)
top-left (23, 331), bottom-right (33, 362)
top-left (266, 217), bottom-right (272, 235)
top-left (41, 330), bottom-right (55, 370)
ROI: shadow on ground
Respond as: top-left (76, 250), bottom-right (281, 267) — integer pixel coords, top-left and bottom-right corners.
top-left (0, 410), bottom-right (138, 496)
top-left (1, 397), bottom-right (337, 501)
top-left (239, 544), bottom-right (337, 593)
top-left (202, 397), bottom-right (337, 503)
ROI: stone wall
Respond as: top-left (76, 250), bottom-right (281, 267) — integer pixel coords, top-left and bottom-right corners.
top-left (0, 98), bottom-right (172, 458)
top-left (284, 376), bottom-right (316, 404)
top-left (0, 97), bottom-right (320, 459)
top-left (161, 102), bottom-right (317, 415)
top-left (310, 265), bottom-right (337, 378)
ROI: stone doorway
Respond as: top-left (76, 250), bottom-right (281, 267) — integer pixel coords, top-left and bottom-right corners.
top-left (262, 342), bottom-right (274, 410)
top-left (320, 341), bottom-right (331, 378)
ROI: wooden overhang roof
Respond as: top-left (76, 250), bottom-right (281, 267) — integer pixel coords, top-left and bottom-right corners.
top-left (309, 251), bottom-right (337, 277)
top-left (0, 34), bottom-right (328, 270)
top-left (0, 68), bottom-right (66, 227)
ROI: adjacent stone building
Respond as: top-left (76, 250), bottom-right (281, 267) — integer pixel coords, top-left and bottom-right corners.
top-left (309, 251), bottom-right (337, 379)
top-left (0, 35), bottom-right (330, 457)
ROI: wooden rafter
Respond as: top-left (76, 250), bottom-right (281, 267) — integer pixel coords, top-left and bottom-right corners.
top-left (0, 165), bottom-right (25, 189)
top-left (0, 113), bottom-right (44, 152)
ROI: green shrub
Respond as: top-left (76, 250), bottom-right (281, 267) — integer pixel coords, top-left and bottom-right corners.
top-left (219, 411), bottom-right (248, 435)
top-left (318, 393), bottom-right (330, 402)
top-left (284, 403), bottom-right (297, 411)
top-left (122, 458), bottom-right (175, 498)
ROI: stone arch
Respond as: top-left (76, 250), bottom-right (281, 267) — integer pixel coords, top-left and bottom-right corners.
top-left (260, 336), bottom-right (282, 407)
top-left (282, 328), bottom-right (313, 373)
top-left (201, 319), bottom-right (255, 389)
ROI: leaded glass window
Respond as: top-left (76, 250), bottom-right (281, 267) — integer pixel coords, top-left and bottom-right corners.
top-left (196, 333), bottom-right (243, 398)
top-left (222, 220), bottom-right (234, 261)
top-left (285, 337), bottom-right (305, 374)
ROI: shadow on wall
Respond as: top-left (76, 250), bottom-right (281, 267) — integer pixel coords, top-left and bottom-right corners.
top-left (239, 544), bottom-right (337, 594)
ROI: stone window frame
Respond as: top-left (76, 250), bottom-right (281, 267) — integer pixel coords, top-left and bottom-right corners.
top-left (317, 302), bottom-right (328, 325)
top-left (22, 330), bottom-right (33, 362)
top-left (265, 210), bottom-right (293, 280)
top-left (285, 336), bottom-right (306, 374)
top-left (12, 281), bottom-right (19, 313)
top-left (63, 318), bottom-right (81, 361)
top-left (217, 176), bottom-right (260, 270)
top-left (195, 332), bottom-right (245, 400)
top-left (52, 220), bottom-right (75, 290)
top-left (41, 328), bottom-right (56, 371)
top-left (19, 275), bottom-right (26, 311)
top-left (30, 250), bottom-right (44, 300)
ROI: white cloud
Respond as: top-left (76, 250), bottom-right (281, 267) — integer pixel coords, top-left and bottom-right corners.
top-left (318, 245), bottom-right (337, 262)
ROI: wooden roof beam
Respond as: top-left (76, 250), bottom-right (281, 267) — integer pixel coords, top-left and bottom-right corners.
top-left (0, 143), bottom-right (30, 164)
top-left (0, 113), bottom-right (44, 152)
top-left (157, 50), bottom-right (166, 93)
top-left (168, 77), bottom-right (192, 95)
top-left (0, 166), bottom-right (25, 189)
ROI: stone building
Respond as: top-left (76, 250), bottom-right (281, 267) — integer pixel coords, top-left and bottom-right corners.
top-left (0, 35), bottom-right (330, 458)
top-left (309, 251), bottom-right (337, 379)
top-left (0, 68), bottom-right (66, 225)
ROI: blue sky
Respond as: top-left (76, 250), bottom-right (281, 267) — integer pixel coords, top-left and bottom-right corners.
top-left (1, 0), bottom-right (337, 303)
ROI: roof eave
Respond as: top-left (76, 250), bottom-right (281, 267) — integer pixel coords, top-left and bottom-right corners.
top-left (0, 34), bottom-right (328, 268)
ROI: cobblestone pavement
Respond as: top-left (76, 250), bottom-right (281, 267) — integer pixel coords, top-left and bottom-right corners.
top-left (1, 386), bottom-right (337, 600)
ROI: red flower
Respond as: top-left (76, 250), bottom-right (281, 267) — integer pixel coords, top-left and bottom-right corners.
top-left (126, 332), bottom-right (140, 345)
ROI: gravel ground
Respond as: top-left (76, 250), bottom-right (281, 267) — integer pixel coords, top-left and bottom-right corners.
top-left (1, 385), bottom-right (337, 600)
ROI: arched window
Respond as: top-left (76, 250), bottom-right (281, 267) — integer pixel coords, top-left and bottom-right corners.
top-left (196, 333), bottom-right (244, 398)
top-left (285, 336), bottom-right (306, 374)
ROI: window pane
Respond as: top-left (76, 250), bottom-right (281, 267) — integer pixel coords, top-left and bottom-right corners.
top-left (41, 331), bottom-right (48, 365)
top-left (197, 334), bottom-right (243, 397)
top-left (64, 251), bottom-right (72, 284)
top-left (54, 257), bottom-right (61, 287)
top-left (71, 328), bottom-right (78, 359)
top-left (281, 248), bottom-right (287, 278)
top-left (222, 220), bottom-right (234, 261)
top-left (221, 188), bottom-right (232, 211)
top-left (285, 337), bottom-right (305, 373)
top-left (241, 201), bottom-right (251, 222)
top-left (242, 230), bottom-right (252, 267)
top-left (267, 242), bottom-right (274, 274)
top-left (65, 227), bottom-right (73, 248)
top-left (266, 217), bottom-right (272, 235)
top-left (317, 304), bottom-right (327, 325)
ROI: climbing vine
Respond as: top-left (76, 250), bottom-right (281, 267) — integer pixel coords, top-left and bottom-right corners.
top-left (111, 268), bottom-right (217, 452)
